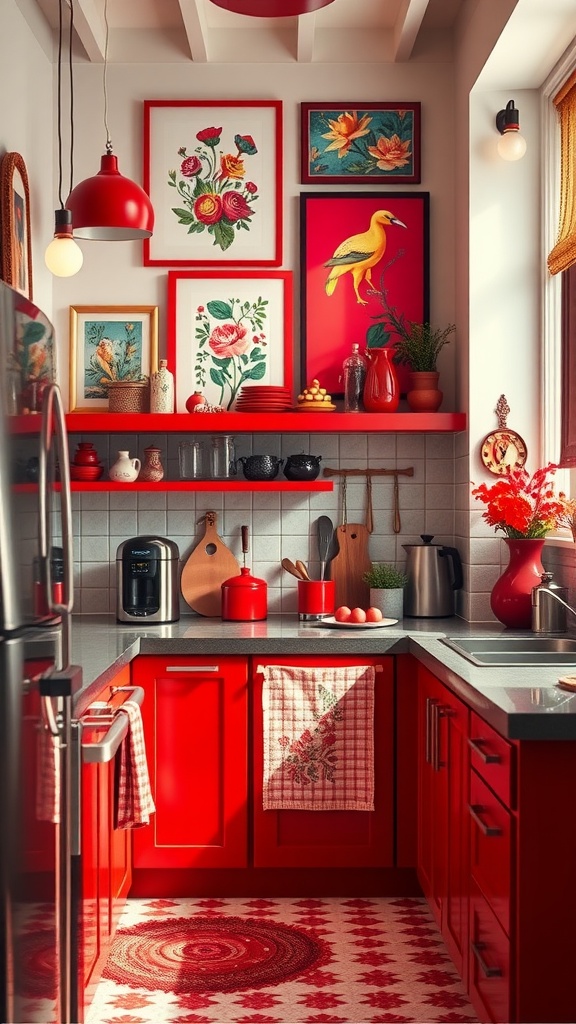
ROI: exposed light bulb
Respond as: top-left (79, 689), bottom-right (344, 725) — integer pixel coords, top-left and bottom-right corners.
top-left (44, 209), bottom-right (83, 277)
top-left (497, 129), bottom-right (527, 162)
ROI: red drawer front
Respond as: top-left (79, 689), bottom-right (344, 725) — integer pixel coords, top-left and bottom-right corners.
top-left (469, 769), bottom-right (512, 936)
top-left (469, 882), bottom-right (511, 1024)
top-left (469, 712), bottom-right (514, 809)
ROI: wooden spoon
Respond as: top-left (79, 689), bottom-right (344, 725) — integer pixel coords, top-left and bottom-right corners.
top-left (282, 557), bottom-right (304, 580)
top-left (296, 560), bottom-right (312, 581)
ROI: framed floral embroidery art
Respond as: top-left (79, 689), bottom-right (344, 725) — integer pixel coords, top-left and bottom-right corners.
top-left (167, 271), bottom-right (293, 412)
top-left (301, 102), bottom-right (421, 185)
top-left (69, 305), bottom-right (158, 412)
top-left (144, 100), bottom-right (283, 267)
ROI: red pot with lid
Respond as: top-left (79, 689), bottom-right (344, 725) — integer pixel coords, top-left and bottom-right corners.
top-left (221, 526), bottom-right (267, 621)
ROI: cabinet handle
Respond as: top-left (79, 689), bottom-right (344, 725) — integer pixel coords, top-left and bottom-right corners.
top-left (432, 705), bottom-right (447, 772)
top-left (468, 803), bottom-right (502, 837)
top-left (471, 940), bottom-right (503, 978)
top-left (468, 737), bottom-right (501, 764)
top-left (164, 665), bottom-right (220, 672)
top-left (425, 697), bottom-right (434, 764)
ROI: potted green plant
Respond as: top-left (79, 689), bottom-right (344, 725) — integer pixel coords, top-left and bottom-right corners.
top-left (367, 289), bottom-right (455, 411)
top-left (362, 563), bottom-right (408, 620)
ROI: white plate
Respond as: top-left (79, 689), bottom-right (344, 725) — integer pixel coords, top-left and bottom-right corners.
top-left (315, 616), bottom-right (398, 629)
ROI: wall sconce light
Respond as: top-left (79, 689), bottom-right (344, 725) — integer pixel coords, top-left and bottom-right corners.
top-left (44, 0), bottom-right (83, 277)
top-left (66, 0), bottom-right (154, 240)
top-left (496, 100), bottom-right (527, 161)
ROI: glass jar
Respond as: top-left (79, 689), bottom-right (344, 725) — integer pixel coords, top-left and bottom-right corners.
top-left (179, 440), bottom-right (204, 479)
top-left (211, 435), bottom-right (236, 479)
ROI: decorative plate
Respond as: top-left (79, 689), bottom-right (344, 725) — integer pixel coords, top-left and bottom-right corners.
top-left (315, 617), bottom-right (398, 629)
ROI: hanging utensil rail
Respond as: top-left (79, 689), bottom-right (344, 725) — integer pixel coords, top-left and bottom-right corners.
top-left (322, 466), bottom-right (414, 534)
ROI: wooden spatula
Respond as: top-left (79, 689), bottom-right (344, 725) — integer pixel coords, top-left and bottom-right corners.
top-left (180, 511), bottom-right (239, 617)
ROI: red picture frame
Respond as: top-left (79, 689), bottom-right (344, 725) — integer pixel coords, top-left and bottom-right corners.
top-left (301, 102), bottom-right (421, 185)
top-left (300, 191), bottom-right (429, 396)
top-left (143, 100), bottom-right (283, 268)
top-left (167, 270), bottom-right (293, 412)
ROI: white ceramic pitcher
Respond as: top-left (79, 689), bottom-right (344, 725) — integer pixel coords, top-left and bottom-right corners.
top-left (109, 450), bottom-right (141, 483)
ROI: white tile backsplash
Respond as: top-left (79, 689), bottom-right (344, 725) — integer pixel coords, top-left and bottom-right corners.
top-left (71, 429), bottom-right (493, 618)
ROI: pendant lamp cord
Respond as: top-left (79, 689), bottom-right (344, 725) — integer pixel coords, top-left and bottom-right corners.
top-left (103, 0), bottom-right (112, 153)
top-left (68, 0), bottom-right (75, 196)
top-left (56, 0), bottom-right (63, 208)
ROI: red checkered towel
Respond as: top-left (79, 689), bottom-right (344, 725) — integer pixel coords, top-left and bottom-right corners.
top-left (116, 700), bottom-right (156, 829)
top-left (262, 665), bottom-right (375, 811)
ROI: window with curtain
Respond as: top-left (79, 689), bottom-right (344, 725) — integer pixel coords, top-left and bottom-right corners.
top-left (547, 69), bottom-right (576, 468)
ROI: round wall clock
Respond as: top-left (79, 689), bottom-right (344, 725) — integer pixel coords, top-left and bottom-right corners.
top-left (480, 395), bottom-right (528, 475)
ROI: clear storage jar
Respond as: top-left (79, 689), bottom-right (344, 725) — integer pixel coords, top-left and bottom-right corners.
top-left (178, 440), bottom-right (204, 479)
top-left (211, 435), bottom-right (236, 479)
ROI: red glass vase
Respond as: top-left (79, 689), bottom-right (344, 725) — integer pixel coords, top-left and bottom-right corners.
top-left (363, 348), bottom-right (400, 412)
top-left (490, 538), bottom-right (545, 629)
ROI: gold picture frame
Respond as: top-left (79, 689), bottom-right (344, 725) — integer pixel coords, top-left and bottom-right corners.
top-left (0, 152), bottom-right (33, 300)
top-left (69, 305), bottom-right (159, 412)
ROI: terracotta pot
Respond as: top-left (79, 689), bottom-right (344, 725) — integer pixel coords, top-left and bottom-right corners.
top-left (363, 348), bottom-right (400, 412)
top-left (108, 380), bottom-right (149, 413)
top-left (406, 371), bottom-right (443, 412)
top-left (490, 538), bottom-right (545, 629)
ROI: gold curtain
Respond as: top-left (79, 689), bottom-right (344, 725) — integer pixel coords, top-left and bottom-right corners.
top-left (547, 70), bottom-right (576, 276)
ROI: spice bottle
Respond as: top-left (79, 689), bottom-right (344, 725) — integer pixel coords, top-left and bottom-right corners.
top-left (342, 343), bottom-right (368, 413)
top-left (150, 360), bottom-right (174, 414)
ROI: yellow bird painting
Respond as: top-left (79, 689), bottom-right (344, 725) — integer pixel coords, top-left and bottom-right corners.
top-left (324, 210), bottom-right (407, 304)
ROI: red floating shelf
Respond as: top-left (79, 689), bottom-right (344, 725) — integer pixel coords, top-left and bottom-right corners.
top-left (64, 411), bottom-right (466, 434)
top-left (14, 480), bottom-right (333, 494)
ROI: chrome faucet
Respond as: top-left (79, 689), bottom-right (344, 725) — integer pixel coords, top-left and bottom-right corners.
top-left (531, 572), bottom-right (576, 633)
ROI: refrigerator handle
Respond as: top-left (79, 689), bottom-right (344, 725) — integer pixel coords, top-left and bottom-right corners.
top-left (39, 383), bottom-right (74, 671)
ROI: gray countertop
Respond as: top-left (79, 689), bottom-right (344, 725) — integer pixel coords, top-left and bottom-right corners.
top-left (69, 614), bottom-right (576, 740)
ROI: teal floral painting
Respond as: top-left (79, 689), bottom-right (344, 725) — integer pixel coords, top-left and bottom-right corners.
top-left (301, 102), bottom-right (421, 185)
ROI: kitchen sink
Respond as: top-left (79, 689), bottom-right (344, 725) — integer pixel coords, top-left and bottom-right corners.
top-left (440, 636), bottom-right (576, 667)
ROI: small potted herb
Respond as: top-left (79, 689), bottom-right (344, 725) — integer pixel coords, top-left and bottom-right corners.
top-left (362, 563), bottom-right (408, 620)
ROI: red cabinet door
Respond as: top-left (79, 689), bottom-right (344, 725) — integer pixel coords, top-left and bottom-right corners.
top-left (252, 656), bottom-right (394, 868)
top-left (132, 655), bottom-right (248, 869)
top-left (469, 881), bottom-right (511, 1024)
top-left (417, 665), bottom-right (469, 978)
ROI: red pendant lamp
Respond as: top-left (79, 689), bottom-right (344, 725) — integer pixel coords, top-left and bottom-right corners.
top-left (66, 0), bottom-right (153, 240)
top-left (209, 0), bottom-right (336, 15)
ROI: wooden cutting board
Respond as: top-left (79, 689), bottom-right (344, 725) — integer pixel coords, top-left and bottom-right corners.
top-left (330, 523), bottom-right (371, 610)
top-left (181, 511), bottom-right (240, 617)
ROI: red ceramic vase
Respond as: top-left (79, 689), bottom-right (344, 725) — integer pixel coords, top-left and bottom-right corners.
top-left (363, 348), bottom-right (400, 412)
top-left (490, 538), bottom-right (545, 629)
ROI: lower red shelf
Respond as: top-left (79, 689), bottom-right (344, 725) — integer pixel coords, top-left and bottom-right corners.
top-left (14, 480), bottom-right (333, 493)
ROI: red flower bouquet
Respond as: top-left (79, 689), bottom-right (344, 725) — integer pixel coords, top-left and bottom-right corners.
top-left (472, 464), bottom-right (565, 539)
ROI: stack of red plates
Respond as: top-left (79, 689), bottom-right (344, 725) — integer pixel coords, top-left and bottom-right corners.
top-left (234, 386), bottom-right (292, 412)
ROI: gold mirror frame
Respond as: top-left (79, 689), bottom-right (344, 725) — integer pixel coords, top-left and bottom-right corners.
top-left (0, 152), bottom-right (33, 300)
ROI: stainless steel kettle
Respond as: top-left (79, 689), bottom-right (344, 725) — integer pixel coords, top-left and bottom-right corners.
top-left (403, 534), bottom-right (463, 617)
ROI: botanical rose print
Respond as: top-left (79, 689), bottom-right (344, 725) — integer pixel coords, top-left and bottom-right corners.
top-left (180, 155), bottom-right (202, 177)
top-left (219, 153), bottom-right (245, 180)
top-left (222, 191), bottom-right (252, 222)
top-left (308, 107), bottom-right (416, 178)
top-left (194, 295), bottom-right (268, 410)
top-left (194, 193), bottom-right (223, 225)
top-left (168, 123), bottom-right (260, 251)
top-left (367, 133), bottom-right (412, 171)
top-left (208, 322), bottom-right (249, 358)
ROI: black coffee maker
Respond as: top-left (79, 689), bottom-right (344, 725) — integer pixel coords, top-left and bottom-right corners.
top-left (116, 536), bottom-right (180, 623)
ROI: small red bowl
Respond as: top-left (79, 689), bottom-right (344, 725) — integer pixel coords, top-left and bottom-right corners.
top-left (70, 463), bottom-right (104, 481)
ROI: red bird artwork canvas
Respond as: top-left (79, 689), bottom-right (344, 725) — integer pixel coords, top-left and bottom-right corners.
top-left (301, 191), bottom-right (429, 395)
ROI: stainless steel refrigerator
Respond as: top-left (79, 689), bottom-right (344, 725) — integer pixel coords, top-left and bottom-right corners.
top-left (0, 280), bottom-right (81, 1024)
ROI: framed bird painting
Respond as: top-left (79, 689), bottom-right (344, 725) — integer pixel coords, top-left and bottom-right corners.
top-left (300, 191), bottom-right (430, 397)
top-left (69, 305), bottom-right (159, 412)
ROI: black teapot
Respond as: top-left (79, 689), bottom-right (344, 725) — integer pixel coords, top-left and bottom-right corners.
top-left (283, 453), bottom-right (322, 481)
top-left (237, 455), bottom-right (284, 481)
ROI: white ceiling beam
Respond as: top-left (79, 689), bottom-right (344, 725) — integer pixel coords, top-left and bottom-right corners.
top-left (393, 0), bottom-right (430, 63)
top-left (72, 0), bottom-right (106, 62)
top-left (297, 12), bottom-right (316, 63)
top-left (176, 0), bottom-right (209, 62)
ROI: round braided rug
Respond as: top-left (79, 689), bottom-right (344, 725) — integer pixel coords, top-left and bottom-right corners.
top-left (103, 914), bottom-right (326, 993)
